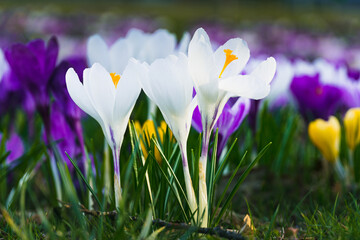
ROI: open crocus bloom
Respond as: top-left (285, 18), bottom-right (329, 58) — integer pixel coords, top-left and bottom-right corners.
top-left (87, 28), bottom-right (189, 74)
top-left (66, 62), bottom-right (141, 207)
top-left (5, 37), bottom-right (58, 111)
top-left (87, 29), bottom-right (190, 118)
top-left (308, 116), bottom-right (340, 164)
top-left (344, 108), bottom-right (360, 151)
top-left (290, 74), bottom-right (343, 121)
top-left (188, 27), bottom-right (276, 132)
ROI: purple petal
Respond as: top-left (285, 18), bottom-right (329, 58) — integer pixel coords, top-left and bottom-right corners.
top-left (50, 57), bottom-right (87, 119)
top-left (46, 103), bottom-right (79, 171)
top-left (45, 37), bottom-right (59, 80)
top-left (192, 106), bottom-right (203, 132)
top-left (290, 74), bottom-right (343, 120)
top-left (0, 133), bottom-right (24, 164)
top-left (5, 43), bottom-right (42, 84)
top-left (215, 97), bottom-right (251, 155)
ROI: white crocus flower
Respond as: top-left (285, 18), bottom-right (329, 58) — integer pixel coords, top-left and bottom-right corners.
top-left (136, 53), bottom-right (198, 217)
top-left (66, 62), bottom-right (141, 208)
top-left (87, 28), bottom-right (189, 118)
top-left (188, 27), bottom-right (276, 227)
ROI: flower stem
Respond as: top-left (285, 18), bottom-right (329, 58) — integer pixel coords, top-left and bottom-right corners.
top-left (112, 148), bottom-right (122, 209)
top-left (179, 142), bottom-right (197, 221)
top-left (349, 149), bottom-right (354, 182)
top-left (104, 140), bottom-right (111, 200)
top-left (199, 129), bottom-right (210, 227)
top-left (335, 159), bottom-right (345, 181)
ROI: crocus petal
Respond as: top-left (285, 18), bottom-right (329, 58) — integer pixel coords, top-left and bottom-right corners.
top-left (109, 38), bottom-right (132, 74)
top-left (178, 32), bottom-right (190, 53)
top-left (140, 29), bottom-right (177, 62)
top-left (219, 57), bottom-right (276, 99)
top-left (188, 29), bottom-right (217, 101)
top-left (139, 53), bottom-right (195, 144)
top-left (65, 68), bottom-right (102, 123)
top-left (113, 59), bottom-right (142, 122)
top-left (344, 108), bottom-right (360, 150)
top-left (290, 74), bottom-right (343, 120)
top-left (192, 106), bottom-right (203, 132)
top-left (308, 116), bottom-right (340, 163)
top-left (27, 39), bottom-right (46, 64)
top-left (45, 37), bottom-right (59, 80)
top-left (0, 49), bottom-right (9, 82)
top-left (215, 38), bottom-right (250, 78)
top-left (87, 35), bottom-right (111, 70)
top-left (0, 133), bottom-right (24, 164)
top-left (6, 44), bottom-right (42, 83)
top-left (125, 28), bottom-right (147, 55)
top-left (148, 54), bottom-right (190, 114)
top-left (84, 63), bottom-right (116, 124)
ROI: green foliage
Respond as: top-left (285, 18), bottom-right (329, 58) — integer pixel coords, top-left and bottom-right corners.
top-left (1, 99), bottom-right (360, 239)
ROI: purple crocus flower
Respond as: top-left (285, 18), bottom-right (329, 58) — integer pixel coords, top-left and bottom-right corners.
top-left (192, 97), bottom-right (251, 158)
top-left (0, 132), bottom-right (24, 164)
top-left (290, 74), bottom-right (343, 121)
top-left (44, 103), bottom-right (79, 171)
top-left (5, 37), bottom-right (59, 131)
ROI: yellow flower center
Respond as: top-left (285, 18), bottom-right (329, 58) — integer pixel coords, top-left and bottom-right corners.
top-left (110, 73), bottom-right (120, 88)
top-left (219, 49), bottom-right (238, 78)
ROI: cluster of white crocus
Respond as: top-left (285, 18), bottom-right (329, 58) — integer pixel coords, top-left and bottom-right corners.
top-left (66, 27), bottom-right (276, 223)
top-left (87, 29), bottom-right (189, 118)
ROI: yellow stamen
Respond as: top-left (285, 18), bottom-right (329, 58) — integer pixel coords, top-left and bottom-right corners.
top-left (110, 73), bottom-right (120, 88)
top-left (219, 49), bottom-right (238, 78)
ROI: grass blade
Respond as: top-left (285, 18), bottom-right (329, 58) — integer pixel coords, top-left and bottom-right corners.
top-left (153, 139), bottom-right (192, 213)
top-left (214, 142), bottom-right (272, 226)
top-left (214, 138), bottom-right (238, 184)
top-left (212, 151), bottom-right (247, 226)
top-left (264, 204), bottom-right (280, 240)
top-left (66, 152), bottom-right (103, 210)
top-left (154, 157), bottom-right (188, 222)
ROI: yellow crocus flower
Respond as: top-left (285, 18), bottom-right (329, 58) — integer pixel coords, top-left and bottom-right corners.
top-left (344, 108), bottom-right (360, 151)
top-left (135, 120), bottom-right (173, 164)
top-left (308, 116), bottom-right (341, 163)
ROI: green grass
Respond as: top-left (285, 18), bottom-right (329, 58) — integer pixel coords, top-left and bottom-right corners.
top-left (0, 102), bottom-right (359, 239)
